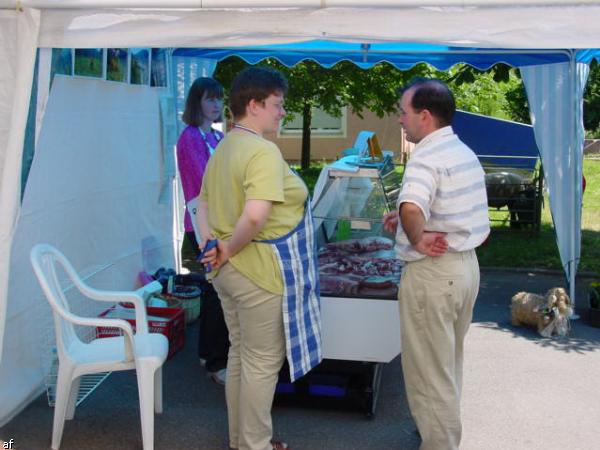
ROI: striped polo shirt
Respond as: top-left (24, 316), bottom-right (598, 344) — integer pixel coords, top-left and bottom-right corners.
top-left (395, 126), bottom-right (490, 262)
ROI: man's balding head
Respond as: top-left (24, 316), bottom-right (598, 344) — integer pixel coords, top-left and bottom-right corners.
top-left (399, 78), bottom-right (456, 128)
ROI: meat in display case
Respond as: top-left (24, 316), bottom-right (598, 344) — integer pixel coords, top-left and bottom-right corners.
top-left (318, 236), bottom-right (401, 299)
top-left (312, 154), bottom-right (403, 300)
top-left (301, 155), bottom-right (403, 417)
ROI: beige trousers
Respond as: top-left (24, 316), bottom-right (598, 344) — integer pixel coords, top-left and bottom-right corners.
top-left (212, 263), bottom-right (286, 450)
top-left (399, 250), bottom-right (480, 450)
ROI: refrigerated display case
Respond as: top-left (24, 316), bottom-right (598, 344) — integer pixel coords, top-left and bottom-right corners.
top-left (293, 154), bottom-right (403, 416)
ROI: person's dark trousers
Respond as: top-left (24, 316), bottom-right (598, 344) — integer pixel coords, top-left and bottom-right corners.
top-left (182, 232), bottom-right (229, 373)
top-left (198, 280), bottom-right (230, 372)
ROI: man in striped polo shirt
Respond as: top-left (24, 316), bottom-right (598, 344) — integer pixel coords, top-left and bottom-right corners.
top-left (383, 78), bottom-right (490, 450)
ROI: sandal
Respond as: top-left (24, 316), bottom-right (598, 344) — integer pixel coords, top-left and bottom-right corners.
top-left (228, 440), bottom-right (289, 450)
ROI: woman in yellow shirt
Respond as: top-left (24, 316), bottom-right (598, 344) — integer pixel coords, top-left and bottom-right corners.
top-left (198, 67), bottom-right (322, 450)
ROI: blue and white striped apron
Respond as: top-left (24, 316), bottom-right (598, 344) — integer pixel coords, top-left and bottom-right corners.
top-left (257, 204), bottom-right (323, 382)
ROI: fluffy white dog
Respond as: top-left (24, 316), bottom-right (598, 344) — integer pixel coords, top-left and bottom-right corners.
top-left (511, 287), bottom-right (573, 337)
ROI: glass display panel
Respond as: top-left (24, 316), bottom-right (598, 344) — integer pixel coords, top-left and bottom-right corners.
top-left (313, 158), bottom-right (403, 300)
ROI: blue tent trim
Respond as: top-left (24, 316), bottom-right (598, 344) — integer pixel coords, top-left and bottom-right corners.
top-left (576, 49), bottom-right (600, 64)
top-left (174, 40), bottom-right (570, 71)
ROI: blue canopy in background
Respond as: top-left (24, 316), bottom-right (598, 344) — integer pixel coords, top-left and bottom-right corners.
top-left (452, 110), bottom-right (540, 171)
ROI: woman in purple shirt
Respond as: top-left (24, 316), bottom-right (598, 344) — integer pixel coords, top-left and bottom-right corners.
top-left (177, 77), bottom-right (229, 385)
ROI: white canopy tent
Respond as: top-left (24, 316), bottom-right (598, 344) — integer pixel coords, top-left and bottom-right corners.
top-left (1, 0), bottom-right (600, 425)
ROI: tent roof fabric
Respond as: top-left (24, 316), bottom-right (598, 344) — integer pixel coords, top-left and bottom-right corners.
top-left (29, 6), bottom-right (600, 49)
top-left (174, 40), bottom-right (571, 70)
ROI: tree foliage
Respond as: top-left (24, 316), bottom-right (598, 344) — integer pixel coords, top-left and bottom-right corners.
top-left (441, 64), bottom-right (530, 123)
top-left (215, 57), bottom-right (435, 168)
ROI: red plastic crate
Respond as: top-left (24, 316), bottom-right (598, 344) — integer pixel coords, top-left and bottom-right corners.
top-left (96, 305), bottom-right (185, 359)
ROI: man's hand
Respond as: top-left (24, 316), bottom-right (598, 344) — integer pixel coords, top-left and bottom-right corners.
top-left (414, 231), bottom-right (448, 257)
top-left (383, 210), bottom-right (399, 234)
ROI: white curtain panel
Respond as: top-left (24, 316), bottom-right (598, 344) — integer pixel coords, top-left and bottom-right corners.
top-left (521, 61), bottom-right (589, 303)
top-left (0, 7), bottom-right (40, 363)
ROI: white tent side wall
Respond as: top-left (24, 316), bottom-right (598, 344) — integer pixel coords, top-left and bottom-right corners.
top-left (0, 8), bottom-right (40, 362)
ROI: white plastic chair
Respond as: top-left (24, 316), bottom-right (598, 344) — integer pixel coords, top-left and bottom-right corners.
top-left (30, 243), bottom-right (169, 450)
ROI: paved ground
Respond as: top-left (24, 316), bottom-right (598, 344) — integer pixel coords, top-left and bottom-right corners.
top-left (1, 269), bottom-right (599, 450)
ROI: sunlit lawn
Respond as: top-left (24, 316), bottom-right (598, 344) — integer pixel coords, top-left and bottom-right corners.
top-left (464, 158), bottom-right (599, 273)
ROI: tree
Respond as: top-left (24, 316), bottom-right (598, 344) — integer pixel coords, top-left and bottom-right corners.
top-left (503, 81), bottom-right (530, 125)
top-left (584, 60), bottom-right (600, 137)
top-left (441, 64), bottom-right (531, 123)
top-left (215, 57), bottom-right (435, 169)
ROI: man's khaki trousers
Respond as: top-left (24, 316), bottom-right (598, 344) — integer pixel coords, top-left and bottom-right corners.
top-left (399, 250), bottom-right (480, 450)
top-left (213, 263), bottom-right (286, 450)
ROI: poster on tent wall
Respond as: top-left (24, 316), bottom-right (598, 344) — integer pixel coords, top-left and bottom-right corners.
top-left (131, 48), bottom-right (149, 85)
top-left (0, 77), bottom-right (175, 425)
top-left (107, 48), bottom-right (128, 82)
top-left (151, 48), bottom-right (168, 87)
top-left (74, 48), bottom-right (103, 78)
top-left (50, 49), bottom-right (72, 87)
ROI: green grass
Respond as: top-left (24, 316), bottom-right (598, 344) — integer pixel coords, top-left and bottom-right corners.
top-left (295, 164), bottom-right (324, 195)
top-left (582, 157), bottom-right (600, 232)
top-left (579, 157), bottom-right (600, 274)
top-left (297, 158), bottom-right (600, 274)
top-left (478, 158), bottom-right (600, 273)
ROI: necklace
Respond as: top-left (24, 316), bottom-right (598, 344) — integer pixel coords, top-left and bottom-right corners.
top-left (198, 127), bottom-right (220, 155)
top-left (233, 123), bottom-right (260, 136)
top-left (198, 127), bottom-right (213, 138)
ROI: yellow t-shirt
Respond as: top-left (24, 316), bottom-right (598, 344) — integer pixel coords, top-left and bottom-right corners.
top-left (200, 132), bottom-right (308, 295)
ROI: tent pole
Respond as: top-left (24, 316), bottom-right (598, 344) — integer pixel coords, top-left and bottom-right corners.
top-left (568, 50), bottom-right (583, 317)
top-left (570, 52), bottom-right (576, 309)
top-left (35, 48), bottom-right (52, 147)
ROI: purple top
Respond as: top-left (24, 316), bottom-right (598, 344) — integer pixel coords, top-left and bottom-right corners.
top-left (176, 125), bottom-right (224, 232)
